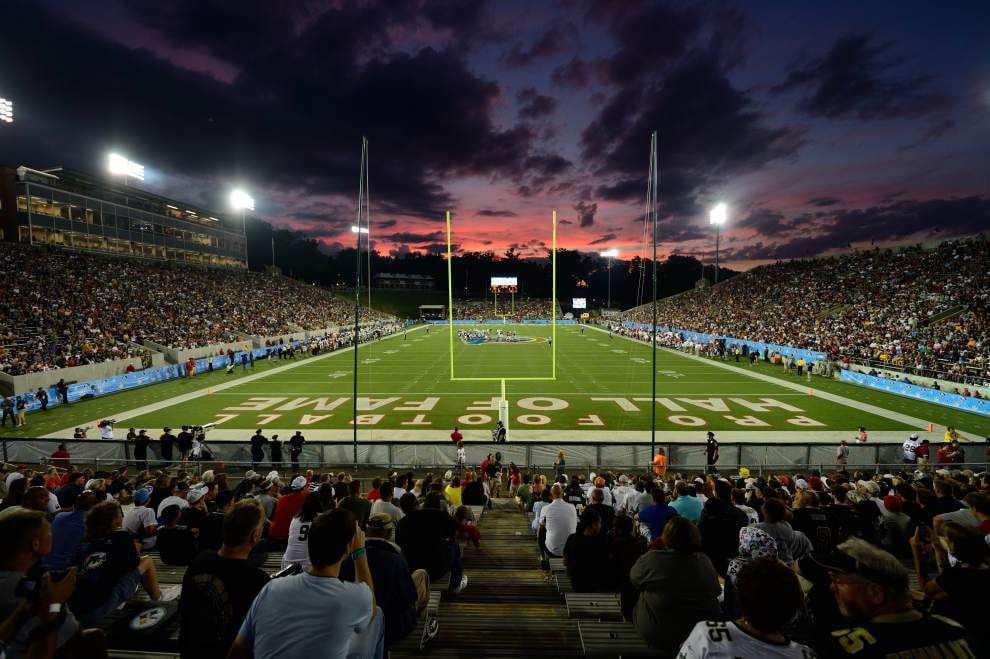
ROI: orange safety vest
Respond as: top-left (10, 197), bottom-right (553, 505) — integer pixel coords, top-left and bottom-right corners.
top-left (652, 453), bottom-right (667, 475)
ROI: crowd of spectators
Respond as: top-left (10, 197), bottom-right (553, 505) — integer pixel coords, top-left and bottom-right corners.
top-left (450, 298), bottom-right (561, 321)
top-left (0, 243), bottom-right (393, 375)
top-left (521, 461), bottom-right (986, 657)
top-left (0, 458), bottom-right (494, 658)
top-left (2, 446), bottom-right (988, 657)
top-left (624, 236), bottom-right (990, 385)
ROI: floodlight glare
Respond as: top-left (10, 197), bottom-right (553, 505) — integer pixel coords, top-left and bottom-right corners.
top-left (351, 225), bottom-right (369, 234)
top-left (709, 202), bottom-right (728, 226)
top-left (108, 153), bottom-right (145, 181)
top-left (599, 248), bottom-right (619, 258)
top-left (229, 189), bottom-right (255, 211)
top-left (0, 98), bottom-right (12, 124)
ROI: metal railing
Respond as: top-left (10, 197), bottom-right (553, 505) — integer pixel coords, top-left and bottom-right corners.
top-left (3, 437), bottom-right (981, 475)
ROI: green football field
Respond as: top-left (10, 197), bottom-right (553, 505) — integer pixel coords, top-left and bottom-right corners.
top-left (100, 323), bottom-right (925, 438)
top-left (9, 322), bottom-right (990, 442)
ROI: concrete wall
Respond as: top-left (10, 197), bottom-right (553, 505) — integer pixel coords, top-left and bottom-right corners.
top-left (0, 356), bottom-right (147, 396)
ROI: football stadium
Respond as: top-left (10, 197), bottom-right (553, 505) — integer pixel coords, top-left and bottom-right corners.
top-left (1, 2), bottom-right (989, 658)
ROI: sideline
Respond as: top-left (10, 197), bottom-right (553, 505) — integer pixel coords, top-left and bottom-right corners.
top-left (44, 325), bottom-right (426, 439)
top-left (586, 323), bottom-right (976, 438)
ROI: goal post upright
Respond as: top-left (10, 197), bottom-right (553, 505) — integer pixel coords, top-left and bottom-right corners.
top-left (445, 209), bottom-right (558, 440)
top-left (446, 210), bottom-right (455, 380)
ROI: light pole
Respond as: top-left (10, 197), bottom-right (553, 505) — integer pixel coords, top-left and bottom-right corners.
top-left (709, 203), bottom-right (727, 285)
top-left (599, 248), bottom-right (619, 309)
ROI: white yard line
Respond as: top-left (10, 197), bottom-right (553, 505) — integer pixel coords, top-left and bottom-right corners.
top-left (586, 324), bottom-right (978, 438)
top-left (44, 325), bottom-right (428, 439)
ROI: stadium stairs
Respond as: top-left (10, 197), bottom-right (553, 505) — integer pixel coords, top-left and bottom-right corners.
top-left (388, 499), bottom-right (651, 658)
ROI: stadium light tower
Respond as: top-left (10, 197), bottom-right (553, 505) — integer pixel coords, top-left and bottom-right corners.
top-left (229, 189), bottom-right (255, 212)
top-left (709, 203), bottom-right (728, 285)
top-left (599, 248), bottom-right (619, 309)
top-left (0, 98), bottom-right (13, 124)
top-left (107, 153), bottom-right (145, 184)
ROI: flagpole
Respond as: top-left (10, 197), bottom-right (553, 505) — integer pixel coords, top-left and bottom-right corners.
top-left (649, 131), bottom-right (659, 461)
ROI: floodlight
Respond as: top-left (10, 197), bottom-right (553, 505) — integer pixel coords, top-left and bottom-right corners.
top-left (709, 203), bottom-right (728, 226)
top-left (351, 225), bottom-right (369, 234)
top-left (0, 98), bottom-right (12, 124)
top-left (230, 189), bottom-right (255, 211)
top-left (599, 249), bottom-right (619, 258)
top-left (107, 153), bottom-right (145, 180)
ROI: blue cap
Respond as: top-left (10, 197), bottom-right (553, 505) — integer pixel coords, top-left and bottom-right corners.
top-left (133, 487), bottom-right (153, 506)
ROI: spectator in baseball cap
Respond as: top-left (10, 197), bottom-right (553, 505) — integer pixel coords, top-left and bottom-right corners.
top-left (818, 537), bottom-right (975, 657)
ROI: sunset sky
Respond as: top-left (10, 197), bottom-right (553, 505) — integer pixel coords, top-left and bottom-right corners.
top-left (2, 0), bottom-right (988, 269)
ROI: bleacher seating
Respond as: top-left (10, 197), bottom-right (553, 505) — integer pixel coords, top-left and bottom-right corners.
top-left (622, 236), bottom-right (990, 385)
top-left (0, 242), bottom-right (394, 375)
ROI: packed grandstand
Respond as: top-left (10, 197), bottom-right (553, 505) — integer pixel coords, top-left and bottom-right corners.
top-left (0, 242), bottom-right (392, 375)
top-left (624, 237), bottom-right (989, 386)
top-left (0, 453), bottom-right (985, 657)
top-left (449, 297), bottom-right (561, 321)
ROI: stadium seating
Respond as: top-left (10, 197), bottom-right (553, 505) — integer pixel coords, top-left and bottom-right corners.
top-left (451, 298), bottom-right (562, 320)
top-left (624, 236), bottom-right (989, 385)
top-left (0, 242), bottom-right (392, 375)
top-left (1, 460), bottom-right (985, 658)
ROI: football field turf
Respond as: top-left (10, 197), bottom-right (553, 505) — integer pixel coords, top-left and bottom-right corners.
top-left (96, 323), bottom-right (932, 440)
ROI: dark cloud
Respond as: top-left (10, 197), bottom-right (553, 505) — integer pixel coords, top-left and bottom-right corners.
top-left (502, 25), bottom-right (571, 67)
top-left (587, 2), bottom-right (704, 86)
top-left (552, 56), bottom-right (594, 88)
top-left (806, 197), bottom-right (842, 207)
top-left (583, 53), bottom-right (804, 219)
top-left (424, 242), bottom-right (458, 255)
top-left (476, 209), bottom-right (518, 217)
top-left (722, 196), bottom-right (990, 261)
top-left (516, 87), bottom-right (557, 119)
top-left (736, 209), bottom-right (790, 234)
top-left (0, 0), bottom-right (547, 226)
top-left (575, 200), bottom-right (597, 227)
top-left (772, 34), bottom-right (951, 122)
top-left (589, 232), bottom-right (617, 245)
top-left (381, 231), bottom-right (446, 244)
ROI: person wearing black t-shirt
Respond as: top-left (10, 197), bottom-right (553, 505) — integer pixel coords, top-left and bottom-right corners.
top-left (72, 501), bottom-right (173, 625)
top-left (198, 491), bottom-right (235, 552)
top-left (564, 508), bottom-right (615, 592)
top-left (819, 537), bottom-right (975, 658)
top-left (269, 435), bottom-right (283, 470)
top-left (176, 426), bottom-right (194, 462)
top-left (395, 493), bottom-right (466, 593)
top-left (159, 427), bottom-right (176, 465)
top-left (157, 505), bottom-right (198, 566)
top-left (133, 429), bottom-right (151, 469)
top-left (705, 432), bottom-right (719, 474)
top-left (249, 429), bottom-right (268, 469)
top-left (289, 431), bottom-right (306, 471)
top-left (180, 499), bottom-right (269, 659)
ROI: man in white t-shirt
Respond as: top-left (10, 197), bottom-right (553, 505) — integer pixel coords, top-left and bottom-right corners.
top-left (612, 475), bottom-right (634, 511)
top-left (123, 487), bottom-right (159, 549)
top-left (678, 557), bottom-right (815, 658)
top-left (902, 434), bottom-right (920, 464)
top-left (369, 482), bottom-right (404, 541)
top-left (157, 481), bottom-right (191, 517)
top-left (538, 485), bottom-right (577, 557)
